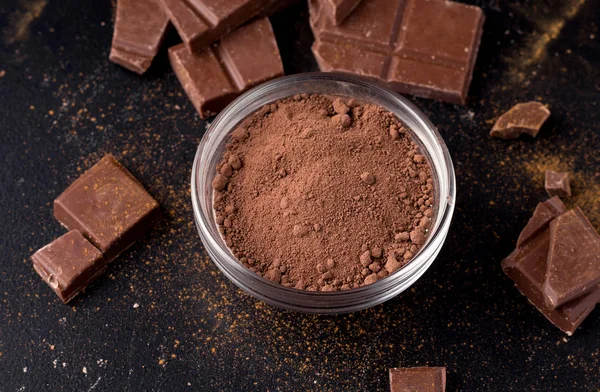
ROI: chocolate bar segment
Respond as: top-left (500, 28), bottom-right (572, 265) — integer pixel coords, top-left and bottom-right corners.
top-left (109, 0), bottom-right (170, 74)
top-left (32, 230), bottom-right (107, 303)
top-left (502, 201), bottom-right (600, 335)
top-left (490, 102), bottom-right (550, 139)
top-left (160, 0), bottom-right (292, 53)
top-left (310, 0), bottom-right (485, 105)
top-left (169, 18), bottom-right (284, 119)
top-left (389, 367), bottom-right (446, 392)
top-left (54, 155), bottom-right (162, 261)
top-left (544, 208), bottom-right (600, 308)
top-left (311, 0), bottom-right (363, 26)
top-left (545, 170), bottom-right (571, 198)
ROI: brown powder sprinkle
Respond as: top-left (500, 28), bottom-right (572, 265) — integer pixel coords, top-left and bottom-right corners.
top-left (212, 94), bottom-right (435, 291)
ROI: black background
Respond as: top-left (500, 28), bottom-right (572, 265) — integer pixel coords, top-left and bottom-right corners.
top-left (1, 0), bottom-right (599, 391)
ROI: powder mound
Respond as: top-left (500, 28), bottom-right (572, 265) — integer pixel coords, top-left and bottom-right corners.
top-left (213, 94), bottom-right (435, 291)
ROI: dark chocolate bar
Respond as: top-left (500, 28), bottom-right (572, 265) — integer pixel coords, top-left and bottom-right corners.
top-left (389, 367), bottom-right (446, 392)
top-left (490, 101), bottom-right (550, 139)
top-left (54, 155), bottom-right (161, 261)
top-left (311, 0), bottom-right (363, 26)
top-left (310, 0), bottom-right (485, 105)
top-left (544, 208), bottom-right (600, 308)
top-left (160, 0), bottom-right (293, 53)
top-left (32, 230), bottom-right (107, 303)
top-left (169, 17), bottom-right (284, 119)
top-left (502, 199), bottom-right (600, 335)
top-left (109, 0), bottom-right (170, 74)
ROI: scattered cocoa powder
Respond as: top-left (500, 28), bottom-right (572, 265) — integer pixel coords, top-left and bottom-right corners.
top-left (212, 94), bottom-right (435, 291)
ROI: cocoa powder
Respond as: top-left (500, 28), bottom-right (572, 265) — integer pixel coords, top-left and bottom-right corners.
top-left (212, 94), bottom-right (434, 291)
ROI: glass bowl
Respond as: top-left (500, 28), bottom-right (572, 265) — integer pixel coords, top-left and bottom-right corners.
top-left (191, 73), bottom-right (456, 314)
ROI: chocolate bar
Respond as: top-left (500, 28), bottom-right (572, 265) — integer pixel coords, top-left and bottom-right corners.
top-left (544, 208), bottom-right (600, 308)
top-left (490, 102), bottom-right (550, 139)
top-left (517, 196), bottom-right (566, 248)
top-left (311, 0), bottom-right (363, 26)
top-left (502, 199), bottom-right (600, 335)
top-left (169, 17), bottom-right (284, 119)
top-left (32, 230), bottom-right (107, 303)
top-left (310, 0), bottom-right (485, 105)
top-left (54, 155), bottom-right (162, 261)
top-left (545, 170), bottom-right (571, 198)
top-left (389, 367), bottom-right (446, 392)
top-left (160, 0), bottom-right (292, 53)
top-left (109, 0), bottom-right (170, 74)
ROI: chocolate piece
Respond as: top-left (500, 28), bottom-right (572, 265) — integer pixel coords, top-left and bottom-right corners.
top-left (32, 231), bottom-right (107, 303)
top-left (310, 0), bottom-right (484, 105)
top-left (160, 0), bottom-right (292, 53)
top-left (389, 367), bottom-right (446, 392)
top-left (109, 0), bottom-right (170, 74)
top-left (517, 196), bottom-right (566, 248)
top-left (545, 170), bottom-right (571, 198)
top-left (544, 208), bottom-right (600, 308)
top-left (490, 102), bottom-right (550, 139)
top-left (169, 18), bottom-right (283, 119)
top-left (54, 155), bottom-right (161, 261)
top-left (311, 0), bottom-right (363, 26)
top-left (502, 202), bottom-right (600, 335)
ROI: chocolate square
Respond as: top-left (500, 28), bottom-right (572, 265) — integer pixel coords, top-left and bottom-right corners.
top-left (54, 155), bottom-right (161, 261)
top-left (32, 230), bottom-right (107, 303)
top-left (389, 367), bottom-right (446, 392)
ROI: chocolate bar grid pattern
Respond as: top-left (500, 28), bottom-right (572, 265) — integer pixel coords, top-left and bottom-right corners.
top-left (169, 18), bottom-right (283, 118)
top-left (313, 0), bottom-right (484, 104)
top-left (161, 0), bottom-right (276, 51)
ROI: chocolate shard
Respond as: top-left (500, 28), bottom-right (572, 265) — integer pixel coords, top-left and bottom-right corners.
top-left (169, 17), bottom-right (284, 119)
top-left (517, 196), bottom-right (566, 248)
top-left (160, 0), bottom-right (294, 53)
top-left (311, 0), bottom-right (363, 26)
top-left (389, 367), bottom-right (446, 392)
top-left (545, 170), bottom-right (571, 198)
top-left (490, 102), bottom-right (550, 139)
top-left (109, 0), bottom-right (170, 74)
top-left (544, 208), bottom-right (600, 308)
top-left (310, 0), bottom-right (484, 105)
top-left (54, 155), bottom-right (162, 261)
top-left (32, 230), bottom-right (107, 303)
top-left (502, 207), bottom-right (600, 335)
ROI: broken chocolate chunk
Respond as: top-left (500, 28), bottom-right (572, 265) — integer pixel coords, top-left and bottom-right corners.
top-left (109, 0), bottom-right (170, 74)
top-left (544, 208), bottom-right (600, 308)
top-left (32, 230), bottom-right (107, 303)
top-left (545, 170), bottom-right (571, 198)
top-left (502, 202), bottom-right (600, 335)
top-left (54, 155), bottom-right (162, 261)
top-left (389, 367), bottom-right (446, 392)
top-left (311, 0), bottom-right (363, 26)
top-left (490, 102), bottom-right (550, 139)
top-left (160, 0), bottom-right (294, 53)
top-left (310, 0), bottom-right (485, 105)
top-left (169, 18), bottom-right (284, 119)
top-left (516, 196), bottom-right (566, 248)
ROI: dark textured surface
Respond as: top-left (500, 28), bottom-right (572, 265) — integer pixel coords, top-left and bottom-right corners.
top-left (0, 0), bottom-right (599, 391)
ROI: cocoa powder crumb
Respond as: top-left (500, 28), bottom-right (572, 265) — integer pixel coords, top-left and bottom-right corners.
top-left (212, 94), bottom-right (435, 291)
